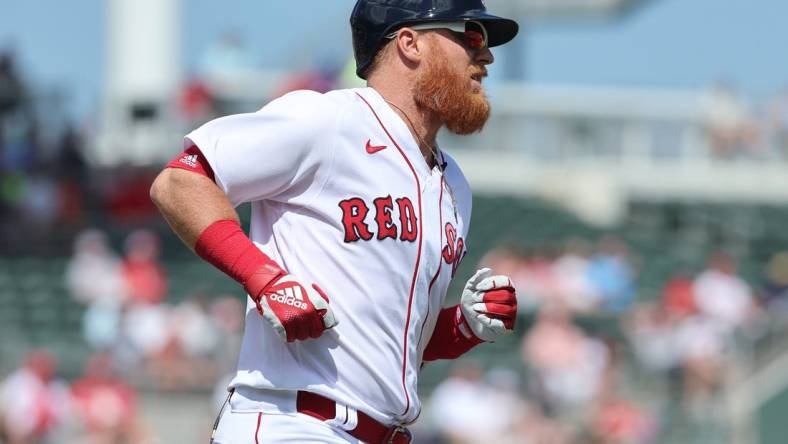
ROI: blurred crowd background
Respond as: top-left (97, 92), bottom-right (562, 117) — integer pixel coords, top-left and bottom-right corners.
top-left (3, 0), bottom-right (788, 443)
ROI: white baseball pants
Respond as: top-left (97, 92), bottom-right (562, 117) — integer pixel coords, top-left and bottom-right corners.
top-left (211, 408), bottom-right (364, 444)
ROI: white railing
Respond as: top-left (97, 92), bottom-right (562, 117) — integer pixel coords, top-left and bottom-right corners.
top-left (442, 83), bottom-right (740, 162)
top-left (438, 83), bottom-right (788, 225)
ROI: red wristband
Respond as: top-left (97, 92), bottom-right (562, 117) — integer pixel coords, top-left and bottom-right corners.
top-left (194, 220), bottom-right (285, 300)
top-left (423, 305), bottom-right (483, 362)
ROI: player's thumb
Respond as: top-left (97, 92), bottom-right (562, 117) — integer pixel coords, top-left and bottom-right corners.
top-left (466, 268), bottom-right (492, 290)
top-left (312, 284), bottom-right (338, 329)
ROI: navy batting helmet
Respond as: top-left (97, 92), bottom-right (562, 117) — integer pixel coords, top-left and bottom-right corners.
top-left (350, 0), bottom-right (519, 79)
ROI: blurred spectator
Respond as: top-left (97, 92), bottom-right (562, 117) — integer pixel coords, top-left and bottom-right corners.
top-left (158, 298), bottom-right (221, 389)
top-left (624, 302), bottom-right (682, 374)
top-left (0, 49), bottom-right (27, 163)
top-left (65, 228), bottom-right (126, 349)
top-left (0, 350), bottom-right (71, 444)
top-left (55, 124), bottom-right (88, 183)
top-left (480, 367), bottom-right (530, 444)
top-left (273, 56), bottom-right (343, 96)
top-left (692, 251), bottom-right (755, 332)
top-left (586, 236), bottom-right (636, 313)
top-left (483, 244), bottom-right (562, 311)
top-left (81, 292), bottom-right (125, 351)
top-left (428, 361), bottom-right (515, 444)
top-left (672, 314), bottom-right (728, 427)
top-left (70, 353), bottom-right (150, 444)
top-left (428, 361), bottom-right (484, 443)
top-left (0, 119), bottom-right (90, 252)
top-left (178, 76), bottom-right (216, 127)
top-left (701, 81), bottom-right (758, 158)
top-left (119, 297), bottom-right (221, 390)
top-left (54, 124), bottom-right (89, 225)
top-left (0, 49), bottom-right (36, 173)
top-left (209, 295), bottom-right (245, 374)
top-left (171, 298), bottom-right (217, 360)
top-left (552, 237), bottom-right (599, 312)
top-left (209, 296), bottom-right (246, 408)
top-left (0, 49), bottom-right (24, 117)
top-left (589, 391), bottom-right (656, 444)
top-left (120, 229), bottom-right (167, 306)
top-left (103, 170), bottom-right (160, 223)
top-left (627, 286), bottom-right (732, 436)
top-left (524, 246), bottom-right (563, 309)
top-left (18, 171), bottom-right (59, 231)
top-left (121, 303), bottom-right (170, 372)
top-left (522, 302), bottom-right (609, 416)
top-left (763, 251), bottom-right (788, 313)
top-left (661, 272), bottom-right (697, 319)
top-left (766, 87), bottom-right (788, 159)
top-left (511, 402), bottom-right (576, 444)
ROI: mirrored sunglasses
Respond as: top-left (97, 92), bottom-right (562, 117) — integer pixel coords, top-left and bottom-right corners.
top-left (386, 20), bottom-right (489, 51)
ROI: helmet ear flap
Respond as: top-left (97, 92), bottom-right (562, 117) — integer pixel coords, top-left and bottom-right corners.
top-left (353, 24), bottom-right (368, 46)
top-left (351, 23), bottom-right (371, 79)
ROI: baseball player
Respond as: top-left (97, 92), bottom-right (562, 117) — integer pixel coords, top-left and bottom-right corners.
top-left (150, 1), bottom-right (519, 442)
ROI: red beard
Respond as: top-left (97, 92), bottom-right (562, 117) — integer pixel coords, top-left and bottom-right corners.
top-left (413, 48), bottom-right (491, 135)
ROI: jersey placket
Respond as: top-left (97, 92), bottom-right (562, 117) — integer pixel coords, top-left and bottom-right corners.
top-left (356, 89), bottom-right (464, 424)
top-left (401, 157), bottom-right (462, 424)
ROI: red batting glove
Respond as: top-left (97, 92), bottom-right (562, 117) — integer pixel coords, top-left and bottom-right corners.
top-left (249, 274), bottom-right (338, 342)
top-left (193, 219), bottom-right (338, 342)
top-left (458, 268), bottom-right (517, 342)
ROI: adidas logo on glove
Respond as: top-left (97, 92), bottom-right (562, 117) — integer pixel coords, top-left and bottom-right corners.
top-left (269, 288), bottom-right (308, 310)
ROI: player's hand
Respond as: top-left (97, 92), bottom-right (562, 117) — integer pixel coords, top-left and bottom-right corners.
top-left (251, 275), bottom-right (338, 342)
top-left (459, 268), bottom-right (517, 342)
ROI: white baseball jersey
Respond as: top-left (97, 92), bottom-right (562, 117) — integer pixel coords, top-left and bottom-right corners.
top-left (186, 87), bottom-right (472, 425)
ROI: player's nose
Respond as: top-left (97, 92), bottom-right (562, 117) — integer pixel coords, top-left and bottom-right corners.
top-left (474, 47), bottom-right (494, 66)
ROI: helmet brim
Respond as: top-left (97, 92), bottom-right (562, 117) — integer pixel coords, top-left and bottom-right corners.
top-left (390, 13), bottom-right (519, 48)
top-left (479, 16), bottom-right (519, 48)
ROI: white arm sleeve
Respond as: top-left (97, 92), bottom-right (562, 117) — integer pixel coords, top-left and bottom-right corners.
top-left (184, 90), bottom-right (338, 206)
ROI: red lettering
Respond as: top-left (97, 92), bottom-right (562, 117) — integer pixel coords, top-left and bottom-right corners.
top-left (442, 223), bottom-right (457, 263)
top-left (338, 198), bottom-right (373, 242)
top-left (339, 196), bottom-right (419, 244)
top-left (442, 223), bottom-right (465, 277)
top-left (374, 196), bottom-right (397, 240)
top-left (396, 197), bottom-right (418, 242)
top-left (453, 237), bottom-right (465, 277)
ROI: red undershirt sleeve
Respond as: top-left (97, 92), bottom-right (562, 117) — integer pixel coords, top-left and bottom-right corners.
top-left (422, 305), bottom-right (483, 361)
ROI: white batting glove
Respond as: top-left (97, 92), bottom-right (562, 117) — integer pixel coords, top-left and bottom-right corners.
top-left (459, 268), bottom-right (517, 342)
top-left (252, 275), bottom-right (338, 342)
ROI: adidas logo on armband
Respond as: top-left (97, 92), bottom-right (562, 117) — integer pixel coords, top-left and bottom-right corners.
top-left (179, 154), bottom-right (198, 168)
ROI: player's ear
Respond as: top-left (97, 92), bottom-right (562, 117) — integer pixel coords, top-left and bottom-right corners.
top-left (393, 27), bottom-right (424, 66)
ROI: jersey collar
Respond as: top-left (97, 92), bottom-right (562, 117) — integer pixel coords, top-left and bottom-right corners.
top-left (358, 87), bottom-right (443, 178)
